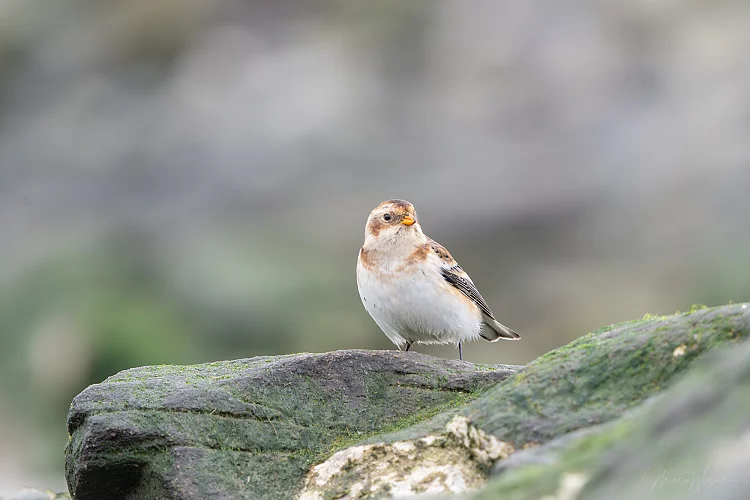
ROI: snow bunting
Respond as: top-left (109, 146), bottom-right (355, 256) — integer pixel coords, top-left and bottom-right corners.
top-left (356, 199), bottom-right (520, 360)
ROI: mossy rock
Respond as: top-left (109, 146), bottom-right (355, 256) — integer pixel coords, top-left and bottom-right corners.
top-left (465, 306), bottom-right (750, 500)
top-left (65, 350), bottom-right (518, 500)
top-left (65, 304), bottom-right (750, 499)
top-left (305, 304), bottom-right (749, 499)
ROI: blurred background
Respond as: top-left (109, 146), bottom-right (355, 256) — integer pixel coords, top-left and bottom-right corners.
top-left (1, 0), bottom-right (749, 494)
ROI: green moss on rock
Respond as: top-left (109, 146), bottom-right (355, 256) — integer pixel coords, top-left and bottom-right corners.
top-left (467, 306), bottom-right (750, 500)
top-left (377, 304), bottom-right (749, 449)
top-left (65, 350), bottom-right (518, 500)
top-left (65, 304), bottom-right (750, 499)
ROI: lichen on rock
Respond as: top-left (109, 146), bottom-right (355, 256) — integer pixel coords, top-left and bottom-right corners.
top-left (298, 416), bottom-right (514, 499)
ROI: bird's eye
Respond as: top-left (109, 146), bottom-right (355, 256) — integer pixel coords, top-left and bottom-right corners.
top-left (383, 213), bottom-right (392, 222)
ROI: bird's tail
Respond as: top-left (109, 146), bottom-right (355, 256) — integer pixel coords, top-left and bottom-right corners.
top-left (480, 315), bottom-right (521, 341)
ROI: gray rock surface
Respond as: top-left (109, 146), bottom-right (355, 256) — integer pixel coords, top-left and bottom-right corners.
top-left (65, 350), bottom-right (517, 500)
top-left (467, 307), bottom-right (750, 500)
top-left (65, 304), bottom-right (750, 499)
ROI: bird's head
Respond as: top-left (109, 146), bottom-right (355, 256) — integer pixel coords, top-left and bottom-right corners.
top-left (363, 199), bottom-right (424, 248)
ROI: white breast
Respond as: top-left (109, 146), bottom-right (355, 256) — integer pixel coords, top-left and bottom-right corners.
top-left (356, 253), bottom-right (482, 348)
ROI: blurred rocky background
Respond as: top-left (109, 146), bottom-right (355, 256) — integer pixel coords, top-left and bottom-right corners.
top-left (1, 0), bottom-right (749, 494)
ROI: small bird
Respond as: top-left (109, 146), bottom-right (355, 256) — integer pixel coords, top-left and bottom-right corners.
top-left (356, 199), bottom-right (520, 360)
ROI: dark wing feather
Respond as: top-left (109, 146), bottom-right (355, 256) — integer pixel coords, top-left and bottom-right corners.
top-left (440, 266), bottom-right (496, 319)
top-left (429, 238), bottom-right (496, 319)
top-left (440, 265), bottom-right (497, 320)
top-left (429, 240), bottom-right (519, 341)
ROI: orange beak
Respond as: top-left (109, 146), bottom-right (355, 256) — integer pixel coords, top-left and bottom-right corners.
top-left (401, 215), bottom-right (416, 226)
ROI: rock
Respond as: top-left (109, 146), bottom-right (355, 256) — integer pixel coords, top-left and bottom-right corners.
top-left (65, 304), bottom-right (750, 499)
top-left (368, 304), bottom-right (750, 448)
top-left (298, 416), bottom-right (514, 499)
top-left (467, 306), bottom-right (750, 500)
top-left (65, 350), bottom-right (518, 500)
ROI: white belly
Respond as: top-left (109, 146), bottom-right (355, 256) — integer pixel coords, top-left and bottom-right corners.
top-left (356, 263), bottom-right (482, 348)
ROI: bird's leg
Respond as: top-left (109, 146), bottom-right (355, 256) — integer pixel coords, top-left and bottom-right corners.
top-left (404, 341), bottom-right (412, 352)
top-left (458, 342), bottom-right (463, 361)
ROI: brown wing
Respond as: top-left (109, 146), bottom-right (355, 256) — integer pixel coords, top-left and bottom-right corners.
top-left (429, 239), bottom-right (456, 264)
top-left (429, 239), bottom-right (496, 320)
